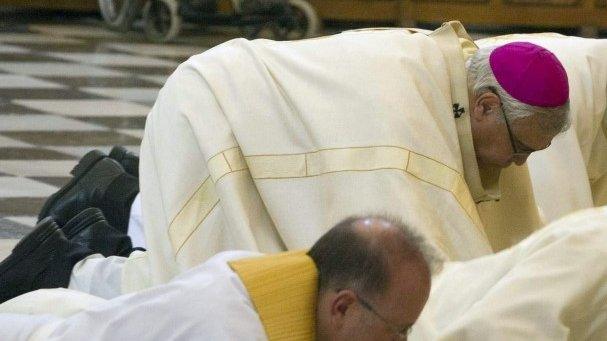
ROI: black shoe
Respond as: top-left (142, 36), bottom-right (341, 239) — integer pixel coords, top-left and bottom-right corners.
top-left (38, 150), bottom-right (139, 233)
top-left (0, 218), bottom-right (94, 304)
top-left (62, 207), bottom-right (134, 257)
top-left (109, 146), bottom-right (139, 178)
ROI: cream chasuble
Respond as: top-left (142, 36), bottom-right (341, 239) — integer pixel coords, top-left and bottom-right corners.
top-left (129, 21), bottom-right (494, 291)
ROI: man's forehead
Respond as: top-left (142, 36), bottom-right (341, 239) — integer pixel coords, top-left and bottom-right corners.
top-left (382, 260), bottom-right (432, 326)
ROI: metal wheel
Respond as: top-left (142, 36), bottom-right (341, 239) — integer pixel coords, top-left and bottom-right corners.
top-left (98, 0), bottom-right (143, 32)
top-left (278, 0), bottom-right (321, 40)
top-left (143, 0), bottom-right (182, 43)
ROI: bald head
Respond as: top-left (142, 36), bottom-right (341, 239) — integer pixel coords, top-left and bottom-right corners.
top-left (309, 215), bottom-right (439, 298)
top-left (352, 217), bottom-right (431, 275)
top-left (310, 215), bottom-right (440, 341)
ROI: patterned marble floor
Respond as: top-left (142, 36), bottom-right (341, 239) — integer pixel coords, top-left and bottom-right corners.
top-left (0, 16), bottom-right (250, 259)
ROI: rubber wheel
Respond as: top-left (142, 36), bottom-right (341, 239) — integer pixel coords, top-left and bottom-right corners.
top-left (98, 0), bottom-right (143, 32)
top-left (143, 0), bottom-right (182, 43)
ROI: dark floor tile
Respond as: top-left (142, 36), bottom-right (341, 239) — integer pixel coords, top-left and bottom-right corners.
top-left (176, 27), bottom-right (240, 47)
top-left (13, 36), bottom-right (149, 53)
top-left (162, 56), bottom-right (190, 64)
top-left (0, 88), bottom-right (106, 100)
top-left (0, 20), bottom-right (30, 33)
top-left (0, 10), bottom-right (97, 31)
top-left (0, 147), bottom-right (76, 160)
top-left (38, 76), bottom-right (162, 88)
top-left (0, 101), bottom-right (47, 114)
top-left (10, 43), bottom-right (114, 54)
top-left (80, 36), bottom-right (153, 44)
top-left (106, 65), bottom-right (177, 75)
top-left (29, 176), bottom-right (71, 188)
top-left (0, 53), bottom-right (67, 62)
top-left (74, 116), bottom-right (147, 129)
top-left (0, 197), bottom-right (45, 216)
top-left (0, 218), bottom-right (34, 238)
top-left (1, 131), bottom-right (142, 146)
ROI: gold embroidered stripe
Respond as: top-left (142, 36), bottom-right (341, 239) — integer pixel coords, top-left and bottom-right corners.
top-left (168, 176), bottom-right (219, 254)
top-left (406, 153), bottom-right (483, 228)
top-left (207, 147), bottom-right (248, 182)
top-left (168, 147), bottom-right (246, 256)
top-left (246, 146), bottom-right (409, 179)
top-left (169, 145), bottom-right (483, 255)
top-left (245, 146), bottom-right (482, 229)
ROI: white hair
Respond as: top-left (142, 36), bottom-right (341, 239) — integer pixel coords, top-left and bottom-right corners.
top-left (466, 46), bottom-right (571, 135)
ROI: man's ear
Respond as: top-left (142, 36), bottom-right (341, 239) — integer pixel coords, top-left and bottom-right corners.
top-left (471, 91), bottom-right (501, 120)
top-left (330, 289), bottom-right (357, 323)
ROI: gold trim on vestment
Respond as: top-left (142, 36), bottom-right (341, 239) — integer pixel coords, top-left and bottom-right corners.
top-left (168, 144), bottom-right (485, 256)
top-left (208, 146), bottom-right (248, 182)
top-left (245, 146), bottom-right (482, 229)
top-left (431, 21), bottom-right (494, 204)
top-left (168, 176), bottom-right (219, 255)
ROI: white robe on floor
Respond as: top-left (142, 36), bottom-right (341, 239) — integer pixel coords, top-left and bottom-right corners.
top-left (0, 251), bottom-right (266, 341)
top-left (2, 208), bottom-right (607, 340)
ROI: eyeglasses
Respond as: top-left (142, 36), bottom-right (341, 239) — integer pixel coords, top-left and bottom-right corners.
top-left (355, 292), bottom-right (411, 340)
top-left (500, 109), bottom-right (537, 157)
top-left (490, 90), bottom-right (539, 157)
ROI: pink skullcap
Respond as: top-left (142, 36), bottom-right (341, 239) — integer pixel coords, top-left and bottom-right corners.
top-left (489, 42), bottom-right (569, 107)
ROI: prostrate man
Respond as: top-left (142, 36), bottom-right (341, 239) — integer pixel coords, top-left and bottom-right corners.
top-left (410, 206), bottom-right (607, 340)
top-left (0, 216), bottom-right (438, 340)
top-left (36, 21), bottom-right (571, 296)
top-left (4, 204), bottom-right (607, 339)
